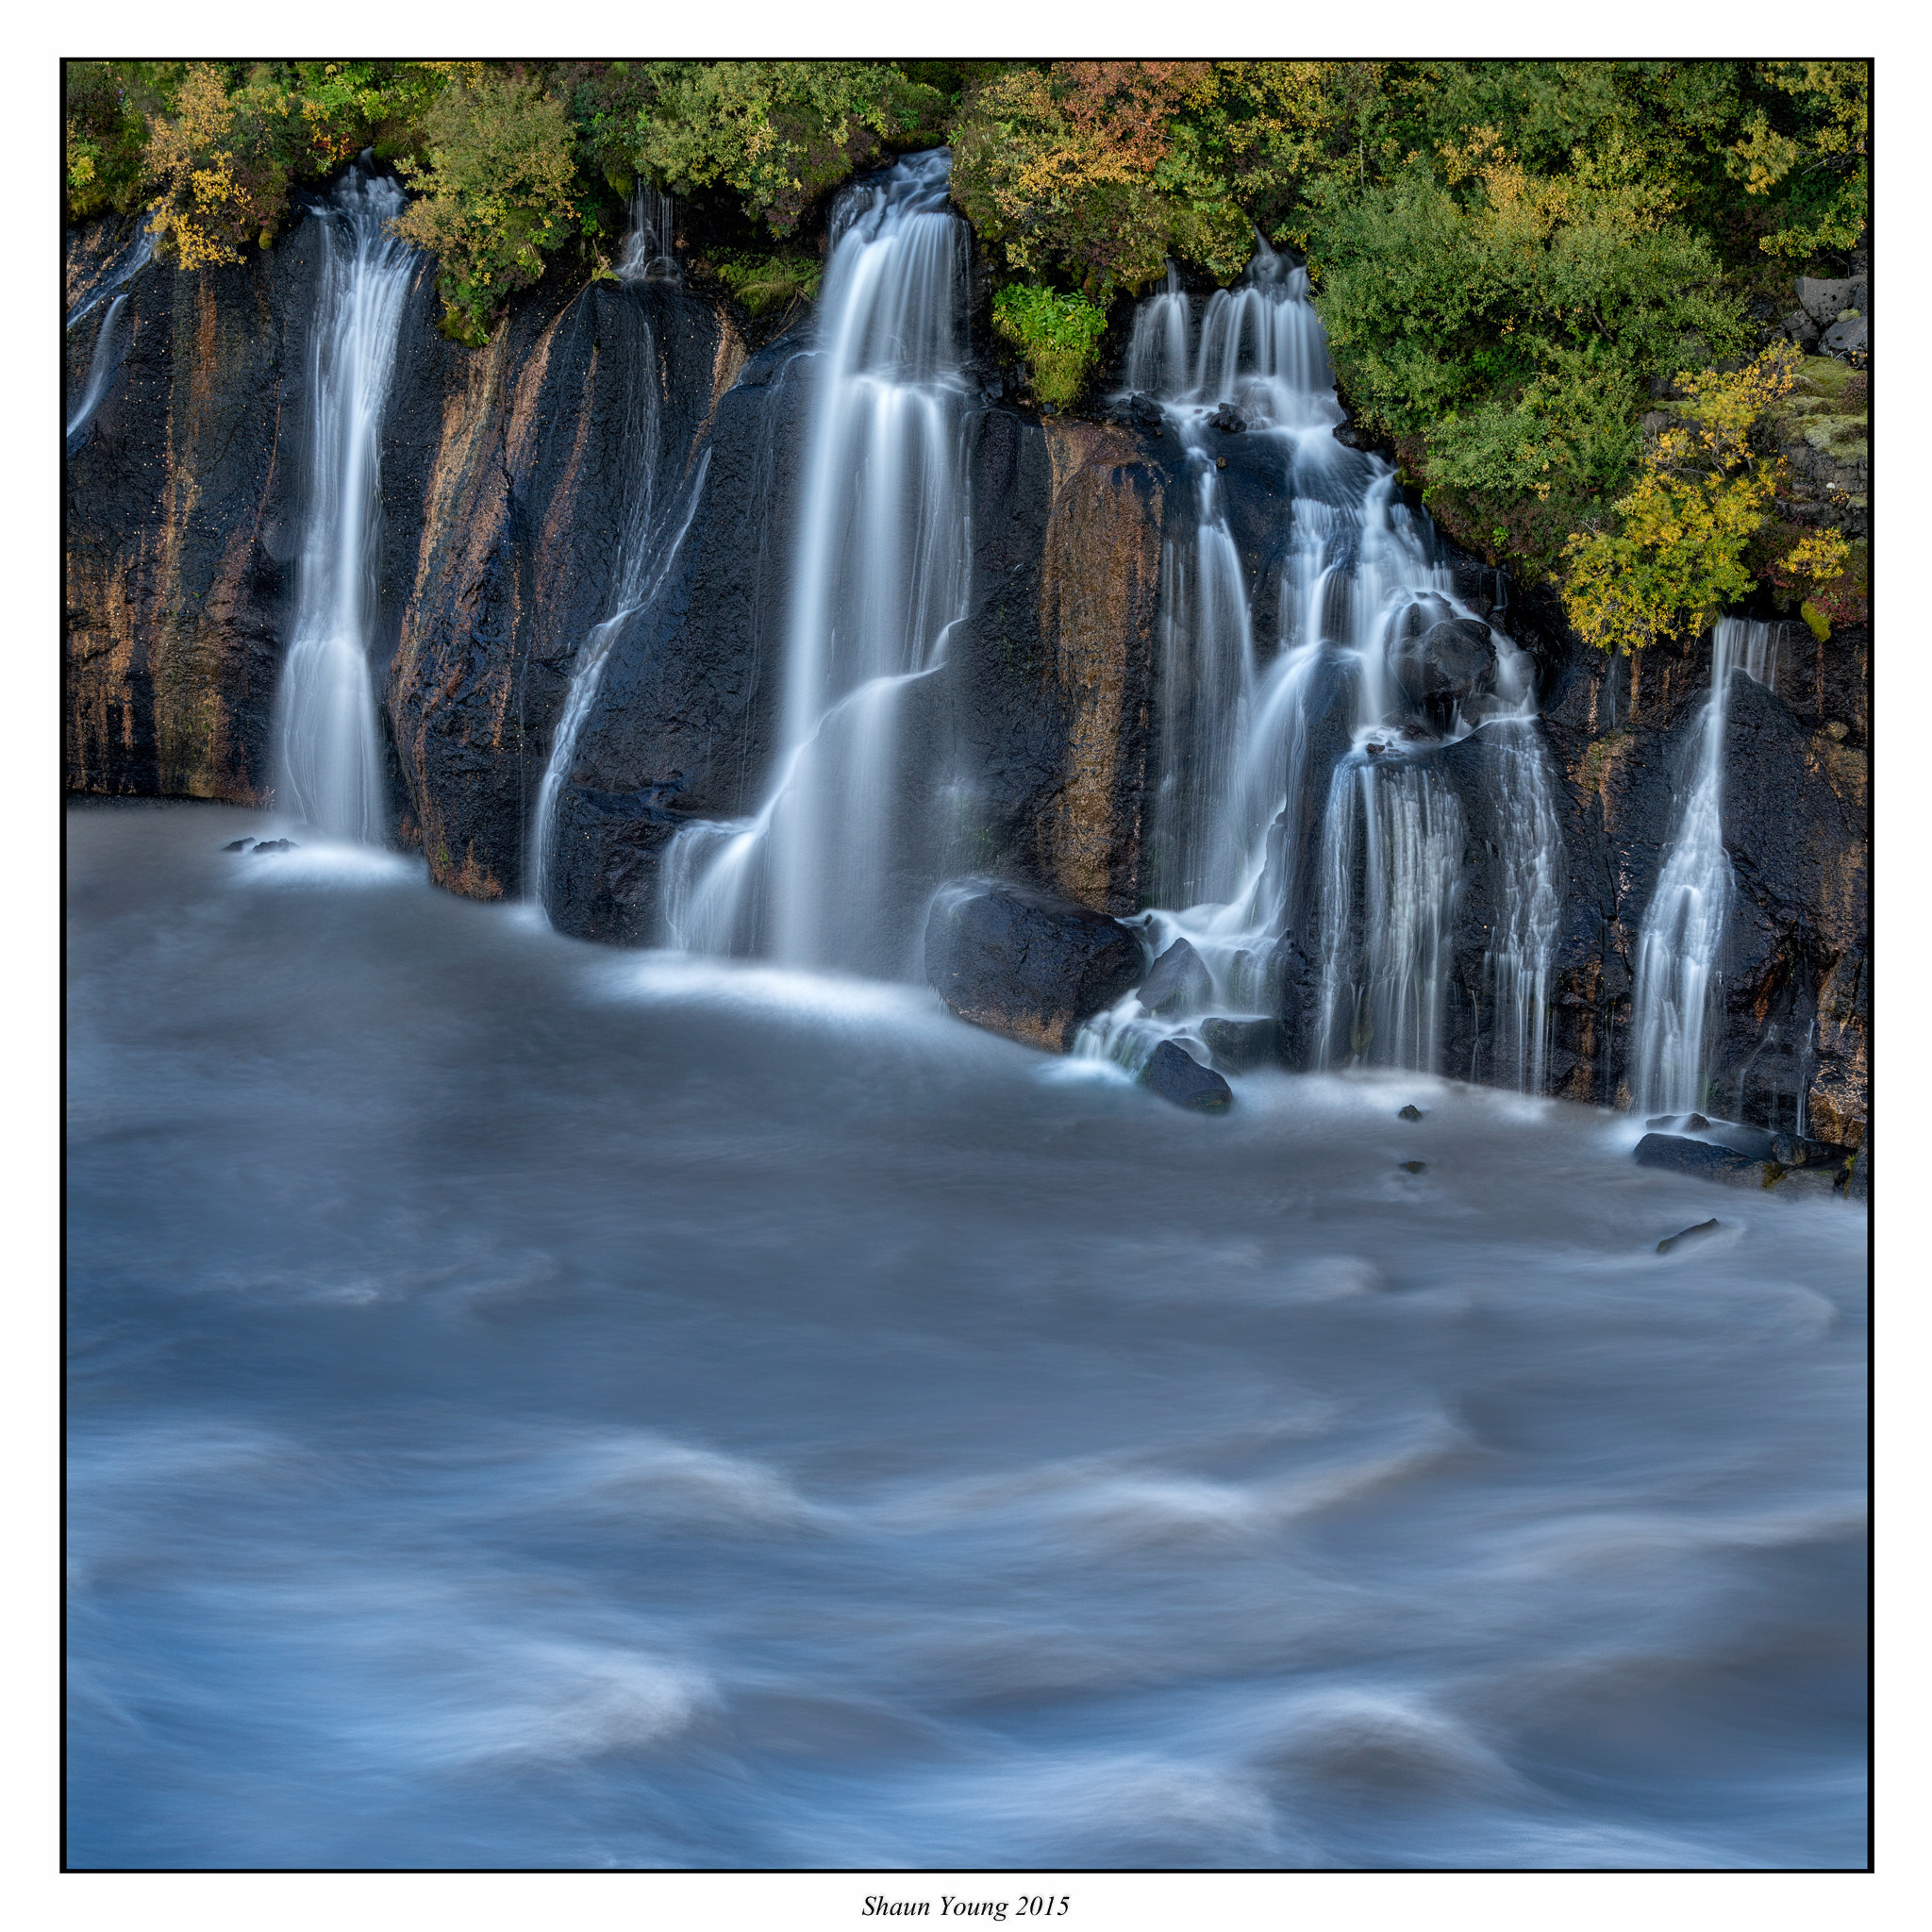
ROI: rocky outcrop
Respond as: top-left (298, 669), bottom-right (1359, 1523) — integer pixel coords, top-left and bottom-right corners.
top-left (66, 214), bottom-right (320, 806)
top-left (924, 878), bottom-right (1145, 1052)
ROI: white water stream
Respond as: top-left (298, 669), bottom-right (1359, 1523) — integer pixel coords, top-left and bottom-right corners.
top-left (271, 168), bottom-right (413, 842)
top-left (662, 150), bottom-right (971, 977)
top-left (1628, 618), bottom-right (1786, 1114)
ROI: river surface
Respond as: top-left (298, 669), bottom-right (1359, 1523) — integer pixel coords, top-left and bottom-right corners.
top-left (65, 803), bottom-right (1867, 1870)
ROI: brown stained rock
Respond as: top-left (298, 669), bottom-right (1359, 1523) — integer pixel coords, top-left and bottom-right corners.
top-left (66, 230), bottom-right (290, 808)
top-left (1035, 420), bottom-right (1164, 916)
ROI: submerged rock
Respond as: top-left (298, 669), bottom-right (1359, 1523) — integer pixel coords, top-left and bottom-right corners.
top-left (1200, 1016), bottom-right (1277, 1070)
top-left (1398, 1159), bottom-right (1427, 1174)
top-left (1140, 1040), bottom-right (1232, 1112)
top-left (924, 878), bottom-right (1144, 1054)
top-left (1139, 938), bottom-right (1213, 1016)
top-left (222, 839), bottom-right (251, 852)
top-left (1397, 1104), bottom-right (1424, 1122)
top-left (1657, 1217), bottom-right (1721, 1254)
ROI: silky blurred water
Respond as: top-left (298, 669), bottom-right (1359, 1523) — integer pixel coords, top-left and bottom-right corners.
top-left (65, 803), bottom-right (1867, 1870)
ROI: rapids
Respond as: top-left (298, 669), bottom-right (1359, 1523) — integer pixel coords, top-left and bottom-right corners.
top-left (67, 801), bottom-right (1867, 1870)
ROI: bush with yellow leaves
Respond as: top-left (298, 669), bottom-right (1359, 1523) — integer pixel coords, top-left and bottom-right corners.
top-left (1559, 344), bottom-right (1851, 654)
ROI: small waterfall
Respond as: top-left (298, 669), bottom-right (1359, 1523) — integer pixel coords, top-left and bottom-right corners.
top-left (66, 293), bottom-right (132, 449)
top-left (66, 222), bottom-right (155, 451)
top-left (66, 220), bottom-right (154, 333)
top-left (662, 150), bottom-right (971, 976)
top-left (272, 167), bottom-right (413, 841)
top-left (1081, 250), bottom-right (1563, 1085)
top-left (1628, 617), bottom-right (1784, 1114)
top-left (531, 431), bottom-right (710, 915)
top-left (616, 186), bottom-right (679, 285)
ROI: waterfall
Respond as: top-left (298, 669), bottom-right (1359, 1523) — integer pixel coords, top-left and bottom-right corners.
top-left (662, 149), bottom-right (971, 977)
top-left (66, 222), bottom-right (155, 450)
top-left (616, 186), bottom-right (680, 285)
top-left (66, 220), bottom-right (153, 333)
top-left (1080, 244), bottom-right (1564, 1086)
top-left (531, 429), bottom-right (710, 915)
top-left (66, 293), bottom-right (131, 449)
top-left (1628, 617), bottom-right (1784, 1114)
top-left (271, 166), bottom-right (413, 842)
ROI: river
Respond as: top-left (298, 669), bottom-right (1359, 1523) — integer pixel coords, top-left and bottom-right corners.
top-left (65, 801), bottom-right (1867, 1869)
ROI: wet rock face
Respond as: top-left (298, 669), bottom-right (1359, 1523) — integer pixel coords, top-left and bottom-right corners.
top-left (1393, 618), bottom-right (1497, 721)
top-left (65, 216), bottom-right (319, 807)
top-left (390, 276), bottom-right (739, 906)
top-left (924, 878), bottom-right (1145, 1053)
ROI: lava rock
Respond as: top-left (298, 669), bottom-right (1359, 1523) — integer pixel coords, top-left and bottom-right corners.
top-left (1765, 1165), bottom-right (1843, 1202)
top-left (1397, 1104), bottom-right (1424, 1122)
top-left (1657, 1218), bottom-right (1721, 1254)
top-left (1842, 1140), bottom-right (1870, 1204)
top-left (250, 838), bottom-right (297, 852)
top-left (1207, 402), bottom-right (1246, 434)
top-left (1393, 618), bottom-right (1497, 720)
top-left (222, 839), bottom-right (252, 852)
top-left (1398, 1159), bottom-right (1427, 1174)
top-left (1820, 314), bottom-right (1868, 359)
top-left (1140, 1040), bottom-right (1232, 1112)
top-left (1633, 1133), bottom-right (1762, 1189)
top-left (1795, 275), bottom-right (1867, 327)
top-left (1782, 308), bottom-right (1822, 350)
top-left (924, 878), bottom-right (1145, 1054)
top-left (1200, 1016), bottom-right (1276, 1070)
top-left (1139, 938), bottom-right (1213, 1017)
top-left (1684, 1111), bottom-right (1711, 1131)
top-left (1771, 1132), bottom-right (1847, 1170)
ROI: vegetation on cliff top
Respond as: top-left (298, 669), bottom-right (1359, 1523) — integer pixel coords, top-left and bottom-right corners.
top-left (66, 56), bottom-right (1867, 647)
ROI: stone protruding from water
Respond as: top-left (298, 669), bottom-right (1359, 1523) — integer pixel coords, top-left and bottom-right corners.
top-left (1393, 618), bottom-right (1497, 721)
top-left (924, 879), bottom-right (1145, 1054)
top-left (1200, 1017), bottom-right (1277, 1070)
top-left (1140, 1041), bottom-right (1233, 1112)
top-left (1139, 938), bottom-right (1214, 1016)
top-left (1657, 1217), bottom-right (1721, 1254)
top-left (1397, 1104), bottom-right (1424, 1122)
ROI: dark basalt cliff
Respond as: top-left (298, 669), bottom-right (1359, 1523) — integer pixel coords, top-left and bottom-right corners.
top-left (63, 205), bottom-right (1871, 1142)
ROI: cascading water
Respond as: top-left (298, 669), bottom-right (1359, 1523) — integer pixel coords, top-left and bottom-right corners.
top-left (1080, 248), bottom-right (1564, 1087)
top-left (661, 150), bottom-right (970, 978)
top-left (1628, 617), bottom-right (1786, 1114)
top-left (65, 222), bottom-right (154, 450)
top-left (616, 185), bottom-right (680, 285)
top-left (271, 166), bottom-right (413, 842)
top-left (531, 436), bottom-right (710, 916)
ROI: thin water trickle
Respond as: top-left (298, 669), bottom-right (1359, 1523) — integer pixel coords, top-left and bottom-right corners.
top-left (271, 167), bottom-right (414, 843)
top-left (529, 260), bottom-right (709, 916)
top-left (662, 150), bottom-right (971, 977)
top-left (1629, 618), bottom-right (1787, 1115)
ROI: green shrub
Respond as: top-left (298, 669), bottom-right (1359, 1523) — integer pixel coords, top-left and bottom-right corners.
top-left (710, 250), bottom-right (822, 318)
top-left (391, 66), bottom-right (582, 345)
top-left (991, 284), bottom-right (1109, 408)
